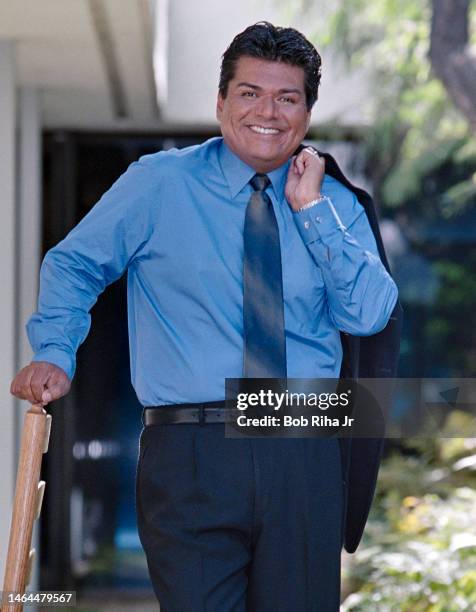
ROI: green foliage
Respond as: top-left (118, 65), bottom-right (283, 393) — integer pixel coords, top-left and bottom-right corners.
top-left (341, 424), bottom-right (476, 610)
top-left (342, 486), bottom-right (476, 611)
top-left (277, 0), bottom-right (476, 219)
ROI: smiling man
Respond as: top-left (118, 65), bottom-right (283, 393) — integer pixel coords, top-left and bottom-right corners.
top-left (217, 56), bottom-right (312, 172)
top-left (11, 22), bottom-right (399, 611)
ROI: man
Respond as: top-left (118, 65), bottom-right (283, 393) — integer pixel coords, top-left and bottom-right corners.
top-left (11, 22), bottom-right (399, 611)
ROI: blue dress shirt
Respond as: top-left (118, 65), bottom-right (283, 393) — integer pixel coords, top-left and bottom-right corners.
top-left (27, 137), bottom-right (398, 406)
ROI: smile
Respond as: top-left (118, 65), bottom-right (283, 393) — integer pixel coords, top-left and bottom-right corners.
top-left (248, 125), bottom-right (281, 135)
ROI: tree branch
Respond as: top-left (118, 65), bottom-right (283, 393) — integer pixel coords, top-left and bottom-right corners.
top-left (429, 0), bottom-right (476, 132)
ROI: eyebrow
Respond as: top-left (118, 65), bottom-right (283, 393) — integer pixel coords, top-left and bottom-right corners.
top-left (235, 82), bottom-right (303, 95)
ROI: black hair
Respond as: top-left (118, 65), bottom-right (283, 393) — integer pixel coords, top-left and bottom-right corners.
top-left (219, 22), bottom-right (322, 111)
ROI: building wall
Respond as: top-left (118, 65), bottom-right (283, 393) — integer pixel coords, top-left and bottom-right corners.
top-left (0, 40), bottom-right (17, 584)
top-left (0, 43), bottom-right (42, 587)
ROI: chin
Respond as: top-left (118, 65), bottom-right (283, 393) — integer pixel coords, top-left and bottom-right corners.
top-left (254, 150), bottom-right (288, 165)
top-left (247, 143), bottom-right (286, 159)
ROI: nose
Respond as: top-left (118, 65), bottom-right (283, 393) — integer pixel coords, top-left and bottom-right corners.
top-left (256, 95), bottom-right (278, 120)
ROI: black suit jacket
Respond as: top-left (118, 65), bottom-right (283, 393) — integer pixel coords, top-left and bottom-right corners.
top-left (295, 144), bottom-right (403, 553)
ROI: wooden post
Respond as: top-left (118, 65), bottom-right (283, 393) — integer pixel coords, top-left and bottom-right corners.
top-left (1, 404), bottom-right (51, 612)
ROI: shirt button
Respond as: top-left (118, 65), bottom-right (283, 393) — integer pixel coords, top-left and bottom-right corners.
top-left (304, 221), bottom-right (310, 229)
top-left (315, 216), bottom-right (321, 223)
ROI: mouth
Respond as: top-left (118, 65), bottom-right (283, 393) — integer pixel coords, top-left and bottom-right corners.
top-left (248, 125), bottom-right (282, 135)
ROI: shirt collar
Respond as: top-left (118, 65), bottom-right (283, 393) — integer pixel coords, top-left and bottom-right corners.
top-left (218, 138), bottom-right (290, 201)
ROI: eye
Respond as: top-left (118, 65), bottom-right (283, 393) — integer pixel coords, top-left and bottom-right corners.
top-left (279, 96), bottom-right (296, 104)
top-left (242, 91), bottom-right (257, 98)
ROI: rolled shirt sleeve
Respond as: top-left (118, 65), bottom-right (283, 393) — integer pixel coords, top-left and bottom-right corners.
top-left (293, 192), bottom-right (398, 336)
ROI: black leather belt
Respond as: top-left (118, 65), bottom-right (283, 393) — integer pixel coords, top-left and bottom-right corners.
top-left (143, 401), bottom-right (231, 426)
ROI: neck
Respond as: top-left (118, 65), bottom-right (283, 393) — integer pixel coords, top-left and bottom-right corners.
top-left (222, 139), bottom-right (286, 174)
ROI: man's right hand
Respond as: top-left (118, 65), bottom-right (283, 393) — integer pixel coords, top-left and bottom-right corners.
top-left (10, 361), bottom-right (71, 406)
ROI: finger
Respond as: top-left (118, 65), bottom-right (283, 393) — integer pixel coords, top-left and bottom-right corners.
top-left (303, 148), bottom-right (320, 167)
top-left (295, 153), bottom-right (305, 174)
top-left (10, 373), bottom-right (31, 401)
top-left (41, 383), bottom-right (65, 404)
top-left (29, 367), bottom-right (50, 404)
top-left (42, 370), bottom-right (70, 404)
top-left (287, 157), bottom-right (296, 176)
top-left (304, 146), bottom-right (319, 157)
top-left (16, 366), bottom-right (37, 402)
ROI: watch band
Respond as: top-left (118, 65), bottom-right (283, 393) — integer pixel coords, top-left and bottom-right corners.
top-left (297, 194), bottom-right (330, 212)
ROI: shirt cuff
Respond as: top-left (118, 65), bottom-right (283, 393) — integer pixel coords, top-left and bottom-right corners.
top-left (31, 347), bottom-right (75, 380)
top-left (293, 196), bottom-right (347, 245)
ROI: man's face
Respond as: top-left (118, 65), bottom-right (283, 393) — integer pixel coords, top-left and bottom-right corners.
top-left (216, 56), bottom-right (312, 173)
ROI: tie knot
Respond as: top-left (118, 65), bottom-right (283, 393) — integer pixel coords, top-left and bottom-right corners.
top-left (250, 174), bottom-right (271, 192)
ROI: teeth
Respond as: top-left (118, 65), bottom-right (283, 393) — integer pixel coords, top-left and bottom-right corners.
top-left (249, 125), bottom-right (280, 135)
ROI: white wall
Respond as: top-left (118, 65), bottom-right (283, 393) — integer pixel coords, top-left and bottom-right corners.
top-left (0, 39), bottom-right (17, 582)
top-left (0, 49), bottom-right (42, 592)
top-left (17, 86), bottom-right (43, 593)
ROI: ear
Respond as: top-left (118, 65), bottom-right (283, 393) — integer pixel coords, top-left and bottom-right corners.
top-left (216, 92), bottom-right (225, 122)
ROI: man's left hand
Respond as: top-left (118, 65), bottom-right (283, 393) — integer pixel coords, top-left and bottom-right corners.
top-left (285, 147), bottom-right (325, 212)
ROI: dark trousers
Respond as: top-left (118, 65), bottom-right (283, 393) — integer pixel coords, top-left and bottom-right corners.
top-left (136, 422), bottom-right (344, 611)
